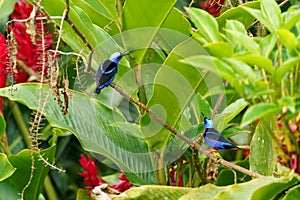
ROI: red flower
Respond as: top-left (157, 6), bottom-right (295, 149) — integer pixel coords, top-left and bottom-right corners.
top-left (78, 154), bottom-right (105, 188)
top-left (199, 0), bottom-right (226, 16)
top-left (110, 172), bottom-right (134, 192)
top-left (169, 168), bottom-right (183, 187)
top-left (8, 0), bottom-right (54, 83)
top-left (78, 154), bottom-right (134, 193)
top-left (0, 34), bottom-right (8, 114)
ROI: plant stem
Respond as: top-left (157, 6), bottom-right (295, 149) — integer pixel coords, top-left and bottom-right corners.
top-left (44, 175), bottom-right (58, 200)
top-left (110, 83), bottom-right (263, 178)
top-left (153, 151), bottom-right (167, 185)
top-left (9, 101), bottom-right (31, 147)
top-left (1, 131), bottom-right (11, 155)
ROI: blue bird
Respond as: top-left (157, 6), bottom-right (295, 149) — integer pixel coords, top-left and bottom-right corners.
top-left (202, 113), bottom-right (239, 150)
top-left (94, 51), bottom-right (127, 94)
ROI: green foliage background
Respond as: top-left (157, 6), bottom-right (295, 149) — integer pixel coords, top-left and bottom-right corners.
top-left (0, 0), bottom-right (300, 199)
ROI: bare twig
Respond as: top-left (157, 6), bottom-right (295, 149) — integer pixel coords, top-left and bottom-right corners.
top-left (211, 81), bottom-right (228, 119)
top-left (84, 50), bottom-right (95, 76)
top-left (188, 0), bottom-right (196, 8)
top-left (279, 0), bottom-right (290, 7)
top-left (110, 83), bottom-right (192, 145)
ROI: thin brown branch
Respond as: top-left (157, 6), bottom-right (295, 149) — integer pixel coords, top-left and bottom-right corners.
top-left (211, 81), bottom-right (228, 119)
top-left (110, 83), bottom-right (192, 145)
top-left (191, 147), bottom-right (205, 183)
top-left (110, 83), bottom-right (263, 178)
top-left (84, 50), bottom-right (95, 76)
top-left (279, 0), bottom-right (290, 7)
top-left (188, 0), bottom-right (196, 8)
top-left (64, 0), bottom-right (93, 51)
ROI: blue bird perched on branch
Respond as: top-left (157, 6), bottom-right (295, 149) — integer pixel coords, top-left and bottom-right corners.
top-left (94, 51), bottom-right (128, 94)
top-left (202, 113), bottom-right (239, 150)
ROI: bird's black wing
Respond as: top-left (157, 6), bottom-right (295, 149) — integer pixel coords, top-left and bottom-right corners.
top-left (102, 59), bottom-right (118, 74)
top-left (205, 128), bottom-right (234, 144)
top-left (94, 60), bottom-right (118, 94)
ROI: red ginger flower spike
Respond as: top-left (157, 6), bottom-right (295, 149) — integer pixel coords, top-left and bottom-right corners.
top-left (79, 154), bottom-right (134, 193)
top-left (78, 154), bottom-right (105, 190)
top-left (8, 0), bottom-right (54, 83)
top-left (110, 172), bottom-right (134, 192)
top-left (0, 34), bottom-right (9, 114)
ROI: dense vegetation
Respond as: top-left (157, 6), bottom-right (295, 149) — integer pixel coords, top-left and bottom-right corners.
top-left (0, 0), bottom-right (299, 199)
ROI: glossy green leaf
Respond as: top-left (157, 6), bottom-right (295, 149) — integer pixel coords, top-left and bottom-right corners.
top-left (0, 181), bottom-right (19, 200)
top-left (260, 0), bottom-right (282, 31)
top-left (179, 184), bottom-right (229, 200)
top-left (235, 55), bottom-right (274, 75)
top-left (225, 19), bottom-right (247, 33)
top-left (41, 0), bottom-right (115, 57)
top-left (0, 153), bottom-right (16, 181)
top-left (242, 7), bottom-right (273, 33)
top-left (252, 176), bottom-right (298, 200)
top-left (122, 0), bottom-right (177, 64)
top-left (162, 7), bottom-right (191, 36)
top-left (182, 55), bottom-right (241, 92)
top-left (115, 185), bottom-right (192, 200)
top-left (76, 188), bottom-right (93, 200)
top-left (246, 88), bottom-right (275, 100)
top-left (282, 8), bottom-right (300, 30)
top-left (184, 55), bottom-right (235, 79)
top-left (275, 57), bottom-right (300, 83)
top-left (276, 29), bottom-right (297, 52)
top-left (0, 0), bottom-right (17, 21)
top-left (249, 118), bottom-right (276, 175)
top-left (215, 176), bottom-right (297, 200)
top-left (0, 113), bottom-right (5, 139)
top-left (0, 84), bottom-right (154, 185)
top-left (141, 39), bottom-right (207, 150)
top-left (217, 1), bottom-right (260, 30)
top-left (225, 29), bottom-right (260, 55)
top-left (7, 146), bottom-right (56, 200)
top-left (279, 97), bottom-right (296, 113)
top-left (283, 184), bottom-right (300, 200)
top-left (180, 176), bottom-right (297, 200)
top-left (217, 159), bottom-right (251, 186)
top-left (187, 7), bottom-right (222, 43)
top-left (204, 42), bottom-right (233, 57)
top-left (123, 0), bottom-right (176, 30)
top-left (223, 58), bottom-right (257, 81)
top-left (72, 0), bottom-right (120, 34)
top-left (258, 34), bottom-right (277, 58)
top-left (214, 98), bottom-right (248, 131)
top-left (241, 103), bottom-right (280, 127)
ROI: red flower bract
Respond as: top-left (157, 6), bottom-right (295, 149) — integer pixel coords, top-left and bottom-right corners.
top-left (8, 0), bottom-right (54, 83)
top-left (110, 172), bottom-right (134, 192)
top-left (78, 154), bottom-right (134, 193)
top-left (78, 154), bottom-right (105, 187)
top-left (0, 34), bottom-right (8, 113)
